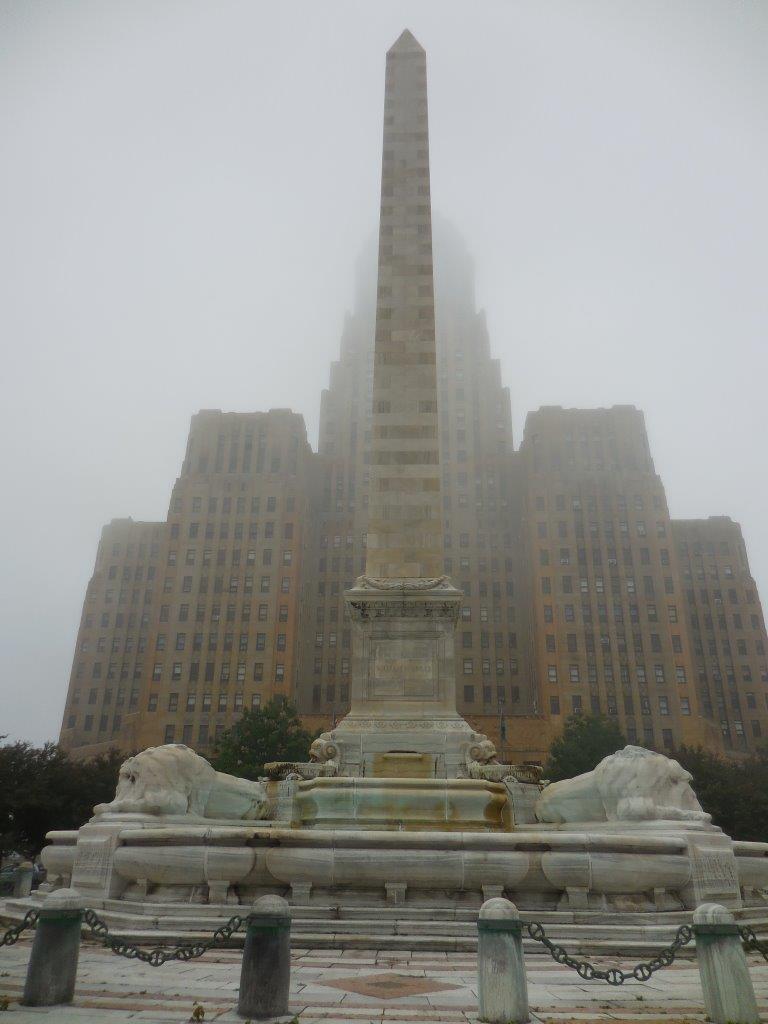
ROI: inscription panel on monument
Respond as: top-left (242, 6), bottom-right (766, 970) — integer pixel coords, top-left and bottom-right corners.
top-left (370, 637), bottom-right (438, 699)
top-left (71, 838), bottom-right (112, 890)
top-left (691, 847), bottom-right (740, 899)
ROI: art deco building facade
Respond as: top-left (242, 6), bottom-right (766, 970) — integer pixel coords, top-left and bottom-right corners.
top-left (58, 28), bottom-right (767, 764)
top-left (59, 220), bottom-right (768, 763)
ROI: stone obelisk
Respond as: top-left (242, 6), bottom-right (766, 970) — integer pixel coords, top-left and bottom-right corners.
top-left (333, 30), bottom-right (474, 779)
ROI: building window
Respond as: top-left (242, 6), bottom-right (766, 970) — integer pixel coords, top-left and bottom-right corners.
top-left (463, 685), bottom-right (475, 703)
top-left (164, 724), bottom-right (175, 743)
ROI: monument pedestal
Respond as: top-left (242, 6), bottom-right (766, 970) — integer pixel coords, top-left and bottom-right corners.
top-left (325, 576), bottom-right (478, 779)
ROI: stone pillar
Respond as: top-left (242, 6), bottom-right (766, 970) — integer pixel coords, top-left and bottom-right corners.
top-left (22, 888), bottom-right (85, 1007)
top-left (237, 894), bottom-right (291, 1020)
top-left (693, 902), bottom-right (759, 1024)
top-left (477, 897), bottom-right (529, 1024)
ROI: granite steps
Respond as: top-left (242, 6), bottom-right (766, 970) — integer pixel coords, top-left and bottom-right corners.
top-left (4, 895), bottom-right (768, 955)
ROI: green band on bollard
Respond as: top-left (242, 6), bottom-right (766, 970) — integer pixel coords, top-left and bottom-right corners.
top-left (693, 923), bottom-right (740, 938)
top-left (477, 919), bottom-right (523, 935)
top-left (39, 910), bottom-right (84, 925)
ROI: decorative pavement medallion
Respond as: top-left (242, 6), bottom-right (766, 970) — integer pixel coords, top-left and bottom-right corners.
top-left (316, 971), bottom-right (462, 1000)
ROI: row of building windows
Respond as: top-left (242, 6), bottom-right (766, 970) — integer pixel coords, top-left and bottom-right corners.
top-left (80, 624), bottom-right (289, 655)
top-left (459, 658), bottom-right (520, 676)
top-left (173, 495), bottom-right (290, 515)
top-left (543, 602), bottom-right (679, 623)
top-left (146, 691), bottom-right (263, 713)
top-left (83, 602), bottom-right (287, 633)
top-left (167, 521), bottom-right (293, 542)
top-left (546, 663), bottom-right (686, 685)
top-left (534, 494), bottom-right (666, 515)
top-left (150, 575), bottom-right (292, 595)
top-left (536, 520), bottom-right (668, 540)
top-left (541, 575), bottom-right (675, 596)
top-left (539, 547), bottom-right (671, 568)
top-left (150, 661), bottom-right (285, 683)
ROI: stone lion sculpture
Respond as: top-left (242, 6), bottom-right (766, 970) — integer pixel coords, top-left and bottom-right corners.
top-left (94, 744), bottom-right (269, 820)
top-left (535, 745), bottom-right (711, 824)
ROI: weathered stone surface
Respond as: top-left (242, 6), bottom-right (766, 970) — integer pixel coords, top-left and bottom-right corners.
top-left (477, 897), bottom-right (529, 1023)
top-left (238, 894), bottom-right (291, 1019)
top-left (293, 776), bottom-right (510, 831)
top-left (683, 831), bottom-right (742, 909)
top-left (329, 574), bottom-right (481, 778)
top-left (21, 887), bottom-right (85, 1007)
top-left (693, 902), bottom-right (759, 1024)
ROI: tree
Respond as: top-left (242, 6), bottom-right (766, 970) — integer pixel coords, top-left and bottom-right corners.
top-left (675, 745), bottom-right (768, 842)
top-left (544, 714), bottom-right (626, 782)
top-left (211, 699), bottom-right (316, 781)
top-left (0, 741), bottom-right (124, 858)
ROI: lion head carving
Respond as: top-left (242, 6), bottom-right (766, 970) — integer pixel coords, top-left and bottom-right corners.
top-left (309, 737), bottom-right (339, 764)
top-left (466, 738), bottom-right (499, 765)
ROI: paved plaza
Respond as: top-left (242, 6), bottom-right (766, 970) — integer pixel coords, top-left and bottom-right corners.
top-left (2, 940), bottom-right (768, 1023)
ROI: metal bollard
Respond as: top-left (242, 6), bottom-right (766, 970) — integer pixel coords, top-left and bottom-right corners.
top-left (693, 902), bottom-right (759, 1024)
top-left (477, 897), bottom-right (530, 1024)
top-left (22, 887), bottom-right (85, 1007)
top-left (237, 894), bottom-right (291, 1020)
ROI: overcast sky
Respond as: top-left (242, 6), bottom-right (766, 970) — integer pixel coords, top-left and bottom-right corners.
top-left (1, 0), bottom-right (766, 746)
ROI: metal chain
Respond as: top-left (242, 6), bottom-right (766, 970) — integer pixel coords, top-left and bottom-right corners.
top-left (82, 909), bottom-right (245, 966)
top-left (739, 925), bottom-right (768, 963)
top-left (523, 920), bottom-right (694, 986)
top-left (0, 909), bottom-right (39, 948)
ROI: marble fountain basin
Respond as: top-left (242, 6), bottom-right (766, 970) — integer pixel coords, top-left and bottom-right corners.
top-left (40, 820), bottom-right (768, 912)
top-left (292, 776), bottom-right (510, 831)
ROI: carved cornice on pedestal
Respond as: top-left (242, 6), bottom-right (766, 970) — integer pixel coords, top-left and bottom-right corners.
top-left (345, 575), bottom-right (462, 625)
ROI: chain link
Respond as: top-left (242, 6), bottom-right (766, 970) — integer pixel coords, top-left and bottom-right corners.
top-left (739, 925), bottom-right (768, 963)
top-left (0, 909), bottom-right (39, 948)
top-left (522, 920), bottom-right (693, 985)
top-left (82, 909), bottom-right (245, 966)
